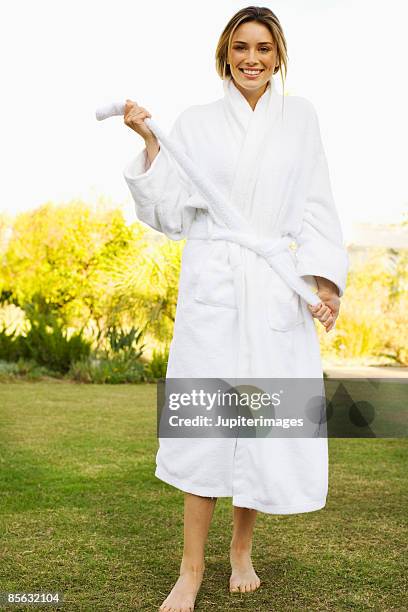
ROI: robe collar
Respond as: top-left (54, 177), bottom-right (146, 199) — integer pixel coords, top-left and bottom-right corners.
top-left (222, 74), bottom-right (281, 135)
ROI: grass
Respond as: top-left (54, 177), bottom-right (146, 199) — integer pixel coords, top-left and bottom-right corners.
top-left (0, 382), bottom-right (407, 611)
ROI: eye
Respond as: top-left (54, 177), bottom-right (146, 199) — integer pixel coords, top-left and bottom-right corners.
top-left (232, 45), bottom-right (272, 52)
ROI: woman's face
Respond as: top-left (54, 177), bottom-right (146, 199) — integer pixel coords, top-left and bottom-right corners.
top-left (228, 21), bottom-right (278, 94)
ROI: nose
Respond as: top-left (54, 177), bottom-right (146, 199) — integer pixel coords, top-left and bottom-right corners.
top-left (245, 47), bottom-right (262, 65)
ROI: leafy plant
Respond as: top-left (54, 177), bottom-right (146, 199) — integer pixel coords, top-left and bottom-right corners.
top-left (20, 304), bottom-right (91, 373)
top-left (69, 356), bottom-right (145, 384)
top-left (0, 324), bottom-right (21, 361)
top-left (0, 358), bottom-right (59, 381)
top-left (104, 324), bottom-right (145, 359)
top-left (144, 346), bottom-right (169, 381)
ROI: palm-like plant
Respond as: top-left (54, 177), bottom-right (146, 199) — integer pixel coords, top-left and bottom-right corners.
top-left (101, 223), bottom-right (184, 344)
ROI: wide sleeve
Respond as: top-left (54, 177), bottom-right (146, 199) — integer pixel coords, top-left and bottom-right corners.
top-left (295, 105), bottom-right (349, 297)
top-left (123, 111), bottom-right (208, 240)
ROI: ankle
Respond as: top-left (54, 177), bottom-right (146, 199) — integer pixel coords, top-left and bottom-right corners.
top-left (180, 556), bottom-right (205, 574)
top-left (230, 539), bottom-right (252, 555)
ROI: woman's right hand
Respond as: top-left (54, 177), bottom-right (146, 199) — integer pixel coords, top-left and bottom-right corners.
top-left (124, 99), bottom-right (156, 142)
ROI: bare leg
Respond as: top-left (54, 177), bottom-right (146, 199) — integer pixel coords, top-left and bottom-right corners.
top-left (229, 506), bottom-right (261, 593)
top-left (159, 493), bottom-right (217, 611)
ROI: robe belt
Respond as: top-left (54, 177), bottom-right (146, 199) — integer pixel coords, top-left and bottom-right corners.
top-left (187, 223), bottom-right (321, 308)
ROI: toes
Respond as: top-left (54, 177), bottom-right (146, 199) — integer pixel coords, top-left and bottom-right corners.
top-left (230, 578), bottom-right (261, 594)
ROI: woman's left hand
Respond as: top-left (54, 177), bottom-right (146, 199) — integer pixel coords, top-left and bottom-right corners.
top-left (307, 288), bottom-right (340, 333)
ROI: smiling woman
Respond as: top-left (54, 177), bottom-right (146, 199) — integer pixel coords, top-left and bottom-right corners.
top-left (122, 5), bottom-right (349, 611)
top-left (216, 6), bottom-right (288, 109)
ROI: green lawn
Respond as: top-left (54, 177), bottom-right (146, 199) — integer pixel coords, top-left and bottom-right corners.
top-left (0, 382), bottom-right (407, 611)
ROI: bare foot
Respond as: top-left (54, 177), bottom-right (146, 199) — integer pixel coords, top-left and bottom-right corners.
top-left (159, 561), bottom-right (204, 612)
top-left (229, 546), bottom-right (261, 593)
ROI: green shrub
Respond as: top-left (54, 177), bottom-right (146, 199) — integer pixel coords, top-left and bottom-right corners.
top-left (144, 346), bottom-right (169, 381)
top-left (0, 359), bottom-right (19, 378)
top-left (20, 306), bottom-right (91, 373)
top-left (69, 356), bottom-right (145, 384)
top-left (0, 358), bottom-right (60, 381)
top-left (71, 323), bottom-right (147, 383)
top-left (0, 325), bottom-right (22, 362)
top-left (104, 324), bottom-right (145, 359)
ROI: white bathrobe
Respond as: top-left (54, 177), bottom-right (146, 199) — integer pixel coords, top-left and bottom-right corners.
top-left (123, 75), bottom-right (349, 514)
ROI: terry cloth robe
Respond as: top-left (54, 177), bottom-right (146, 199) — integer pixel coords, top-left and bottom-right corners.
top-left (123, 75), bottom-right (349, 515)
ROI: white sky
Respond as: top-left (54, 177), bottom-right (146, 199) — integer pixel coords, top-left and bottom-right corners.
top-left (1, 0), bottom-right (407, 241)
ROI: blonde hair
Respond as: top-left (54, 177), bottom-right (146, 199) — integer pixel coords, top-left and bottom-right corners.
top-left (215, 6), bottom-right (288, 97)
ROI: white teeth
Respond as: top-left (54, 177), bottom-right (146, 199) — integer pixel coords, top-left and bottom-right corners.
top-left (242, 69), bottom-right (262, 75)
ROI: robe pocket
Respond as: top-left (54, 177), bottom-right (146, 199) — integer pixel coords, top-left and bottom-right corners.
top-left (267, 271), bottom-right (305, 332)
top-left (193, 242), bottom-right (237, 309)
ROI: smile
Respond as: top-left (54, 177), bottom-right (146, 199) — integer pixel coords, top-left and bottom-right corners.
top-left (239, 68), bottom-right (264, 78)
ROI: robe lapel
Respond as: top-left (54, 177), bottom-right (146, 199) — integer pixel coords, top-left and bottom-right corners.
top-left (222, 76), bottom-right (283, 221)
